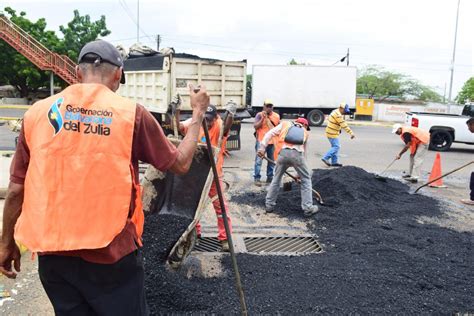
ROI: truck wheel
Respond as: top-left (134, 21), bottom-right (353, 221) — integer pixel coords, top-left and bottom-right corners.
top-left (429, 130), bottom-right (453, 151)
top-left (307, 110), bottom-right (325, 126)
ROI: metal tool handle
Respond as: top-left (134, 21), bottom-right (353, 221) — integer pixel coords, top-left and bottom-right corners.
top-left (414, 160), bottom-right (474, 194)
top-left (261, 155), bottom-right (325, 204)
top-left (379, 158), bottom-right (397, 176)
top-left (202, 120), bottom-right (248, 316)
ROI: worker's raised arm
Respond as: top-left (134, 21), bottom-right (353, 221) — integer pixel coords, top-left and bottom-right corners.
top-left (260, 123), bottom-right (283, 150)
top-left (169, 85), bottom-right (209, 174)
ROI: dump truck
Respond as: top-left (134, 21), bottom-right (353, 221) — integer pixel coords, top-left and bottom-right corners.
top-left (118, 52), bottom-right (250, 150)
top-left (250, 65), bottom-right (357, 126)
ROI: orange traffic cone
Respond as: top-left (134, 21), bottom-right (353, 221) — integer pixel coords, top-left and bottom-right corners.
top-left (428, 153), bottom-right (444, 187)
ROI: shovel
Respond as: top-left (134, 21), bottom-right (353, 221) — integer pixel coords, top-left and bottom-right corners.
top-left (412, 160), bottom-right (474, 194)
top-left (261, 155), bottom-right (329, 206)
top-left (375, 158), bottom-right (397, 182)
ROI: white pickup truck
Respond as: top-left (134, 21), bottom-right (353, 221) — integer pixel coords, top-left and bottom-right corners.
top-left (405, 104), bottom-right (474, 151)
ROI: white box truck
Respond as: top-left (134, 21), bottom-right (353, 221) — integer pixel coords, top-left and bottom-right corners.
top-left (251, 65), bottom-right (357, 126)
top-left (118, 52), bottom-right (249, 150)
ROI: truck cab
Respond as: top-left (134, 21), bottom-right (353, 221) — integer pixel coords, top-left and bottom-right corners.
top-left (405, 103), bottom-right (474, 151)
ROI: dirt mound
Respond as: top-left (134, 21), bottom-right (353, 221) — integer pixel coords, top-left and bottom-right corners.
top-left (143, 167), bottom-right (473, 314)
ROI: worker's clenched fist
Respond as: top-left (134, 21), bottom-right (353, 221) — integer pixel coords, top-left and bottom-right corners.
top-left (257, 149), bottom-right (265, 158)
top-left (0, 241), bottom-right (21, 279)
top-left (189, 84), bottom-right (210, 115)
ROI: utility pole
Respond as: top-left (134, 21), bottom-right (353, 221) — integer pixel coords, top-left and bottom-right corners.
top-left (346, 48), bottom-right (350, 66)
top-left (448, 0), bottom-right (460, 102)
top-left (136, 0), bottom-right (140, 43)
top-left (156, 34), bottom-right (161, 51)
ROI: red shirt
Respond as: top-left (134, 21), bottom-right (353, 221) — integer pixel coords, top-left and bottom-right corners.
top-left (10, 104), bottom-right (178, 264)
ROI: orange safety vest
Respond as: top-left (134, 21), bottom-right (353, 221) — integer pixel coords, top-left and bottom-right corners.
top-left (198, 116), bottom-right (227, 177)
top-left (15, 83), bottom-right (144, 252)
top-left (256, 111), bottom-right (280, 144)
top-left (274, 121), bottom-right (309, 158)
top-left (400, 126), bottom-right (430, 154)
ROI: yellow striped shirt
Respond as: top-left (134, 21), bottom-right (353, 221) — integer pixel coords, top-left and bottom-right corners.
top-left (325, 109), bottom-right (353, 138)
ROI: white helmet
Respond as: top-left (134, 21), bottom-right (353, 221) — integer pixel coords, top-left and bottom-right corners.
top-left (391, 123), bottom-right (402, 134)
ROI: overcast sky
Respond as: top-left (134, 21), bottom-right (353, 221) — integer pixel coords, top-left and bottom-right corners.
top-left (3, 0), bottom-right (473, 99)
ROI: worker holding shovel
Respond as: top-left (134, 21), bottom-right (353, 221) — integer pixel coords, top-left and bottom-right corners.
top-left (258, 118), bottom-right (319, 217)
top-left (0, 40), bottom-right (211, 315)
top-left (392, 123), bottom-right (430, 183)
top-left (179, 103), bottom-right (236, 251)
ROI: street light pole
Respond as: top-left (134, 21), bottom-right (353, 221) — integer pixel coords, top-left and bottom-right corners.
top-left (448, 0), bottom-right (460, 102)
top-left (136, 0), bottom-right (140, 43)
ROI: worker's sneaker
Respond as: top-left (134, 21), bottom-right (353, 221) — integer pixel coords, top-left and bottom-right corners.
top-left (402, 174), bottom-right (411, 179)
top-left (265, 204), bottom-right (274, 213)
top-left (460, 199), bottom-right (474, 206)
top-left (331, 163), bottom-right (343, 167)
top-left (266, 177), bottom-right (273, 184)
top-left (220, 240), bottom-right (230, 252)
top-left (321, 158), bottom-right (331, 167)
top-left (405, 177), bottom-right (418, 183)
top-left (303, 205), bottom-right (319, 217)
top-left (254, 179), bottom-right (262, 187)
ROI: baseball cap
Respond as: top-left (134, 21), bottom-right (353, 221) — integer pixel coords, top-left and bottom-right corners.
top-left (264, 99), bottom-right (274, 106)
top-left (205, 105), bottom-right (218, 120)
top-left (392, 123), bottom-right (402, 134)
top-left (339, 102), bottom-right (350, 114)
top-left (295, 117), bottom-right (310, 131)
top-left (78, 40), bottom-right (126, 84)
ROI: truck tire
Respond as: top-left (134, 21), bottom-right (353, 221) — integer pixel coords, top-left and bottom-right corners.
top-left (429, 130), bottom-right (453, 152)
top-left (307, 109), bottom-right (325, 126)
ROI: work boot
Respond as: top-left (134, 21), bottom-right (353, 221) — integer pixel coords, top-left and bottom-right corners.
top-left (220, 240), bottom-right (230, 252)
top-left (321, 158), bottom-right (331, 167)
top-left (460, 199), bottom-right (474, 206)
top-left (266, 177), bottom-right (273, 184)
top-left (331, 163), bottom-right (343, 167)
top-left (254, 179), bottom-right (262, 187)
top-left (402, 174), bottom-right (411, 179)
top-left (303, 205), bottom-right (319, 217)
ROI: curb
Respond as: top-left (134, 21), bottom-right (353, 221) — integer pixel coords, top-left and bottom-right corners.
top-left (346, 121), bottom-right (395, 128)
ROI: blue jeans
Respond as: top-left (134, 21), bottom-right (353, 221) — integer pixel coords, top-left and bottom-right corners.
top-left (254, 142), bottom-right (275, 180)
top-left (322, 137), bottom-right (340, 164)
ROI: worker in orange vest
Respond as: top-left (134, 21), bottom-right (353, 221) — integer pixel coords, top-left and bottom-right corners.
top-left (0, 40), bottom-right (210, 315)
top-left (461, 117), bottom-right (474, 205)
top-left (179, 104), bottom-right (235, 251)
top-left (392, 123), bottom-right (430, 183)
top-left (253, 99), bottom-right (280, 186)
top-left (258, 118), bottom-right (319, 217)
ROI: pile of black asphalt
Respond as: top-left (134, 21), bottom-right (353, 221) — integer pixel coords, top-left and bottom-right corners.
top-left (143, 166), bottom-right (472, 314)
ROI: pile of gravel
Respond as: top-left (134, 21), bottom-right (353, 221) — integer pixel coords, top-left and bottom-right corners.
top-left (143, 166), bottom-right (473, 314)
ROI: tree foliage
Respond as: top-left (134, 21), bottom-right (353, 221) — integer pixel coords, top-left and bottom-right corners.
top-left (455, 77), bottom-right (474, 104)
top-left (357, 65), bottom-right (441, 102)
top-left (0, 7), bottom-right (110, 97)
top-left (58, 10), bottom-right (111, 62)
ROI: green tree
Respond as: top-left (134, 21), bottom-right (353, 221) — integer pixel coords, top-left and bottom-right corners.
top-left (58, 10), bottom-right (111, 62)
top-left (0, 7), bottom-right (111, 97)
top-left (357, 65), bottom-right (441, 102)
top-left (0, 7), bottom-right (61, 97)
top-left (246, 74), bottom-right (252, 106)
top-left (455, 77), bottom-right (474, 104)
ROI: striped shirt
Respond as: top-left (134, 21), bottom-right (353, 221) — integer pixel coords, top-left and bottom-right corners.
top-left (325, 109), bottom-right (353, 138)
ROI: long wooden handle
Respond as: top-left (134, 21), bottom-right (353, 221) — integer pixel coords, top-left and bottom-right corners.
top-left (414, 160), bottom-right (474, 194)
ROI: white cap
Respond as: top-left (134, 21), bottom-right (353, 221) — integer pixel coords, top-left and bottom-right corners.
top-left (392, 123), bottom-right (402, 134)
